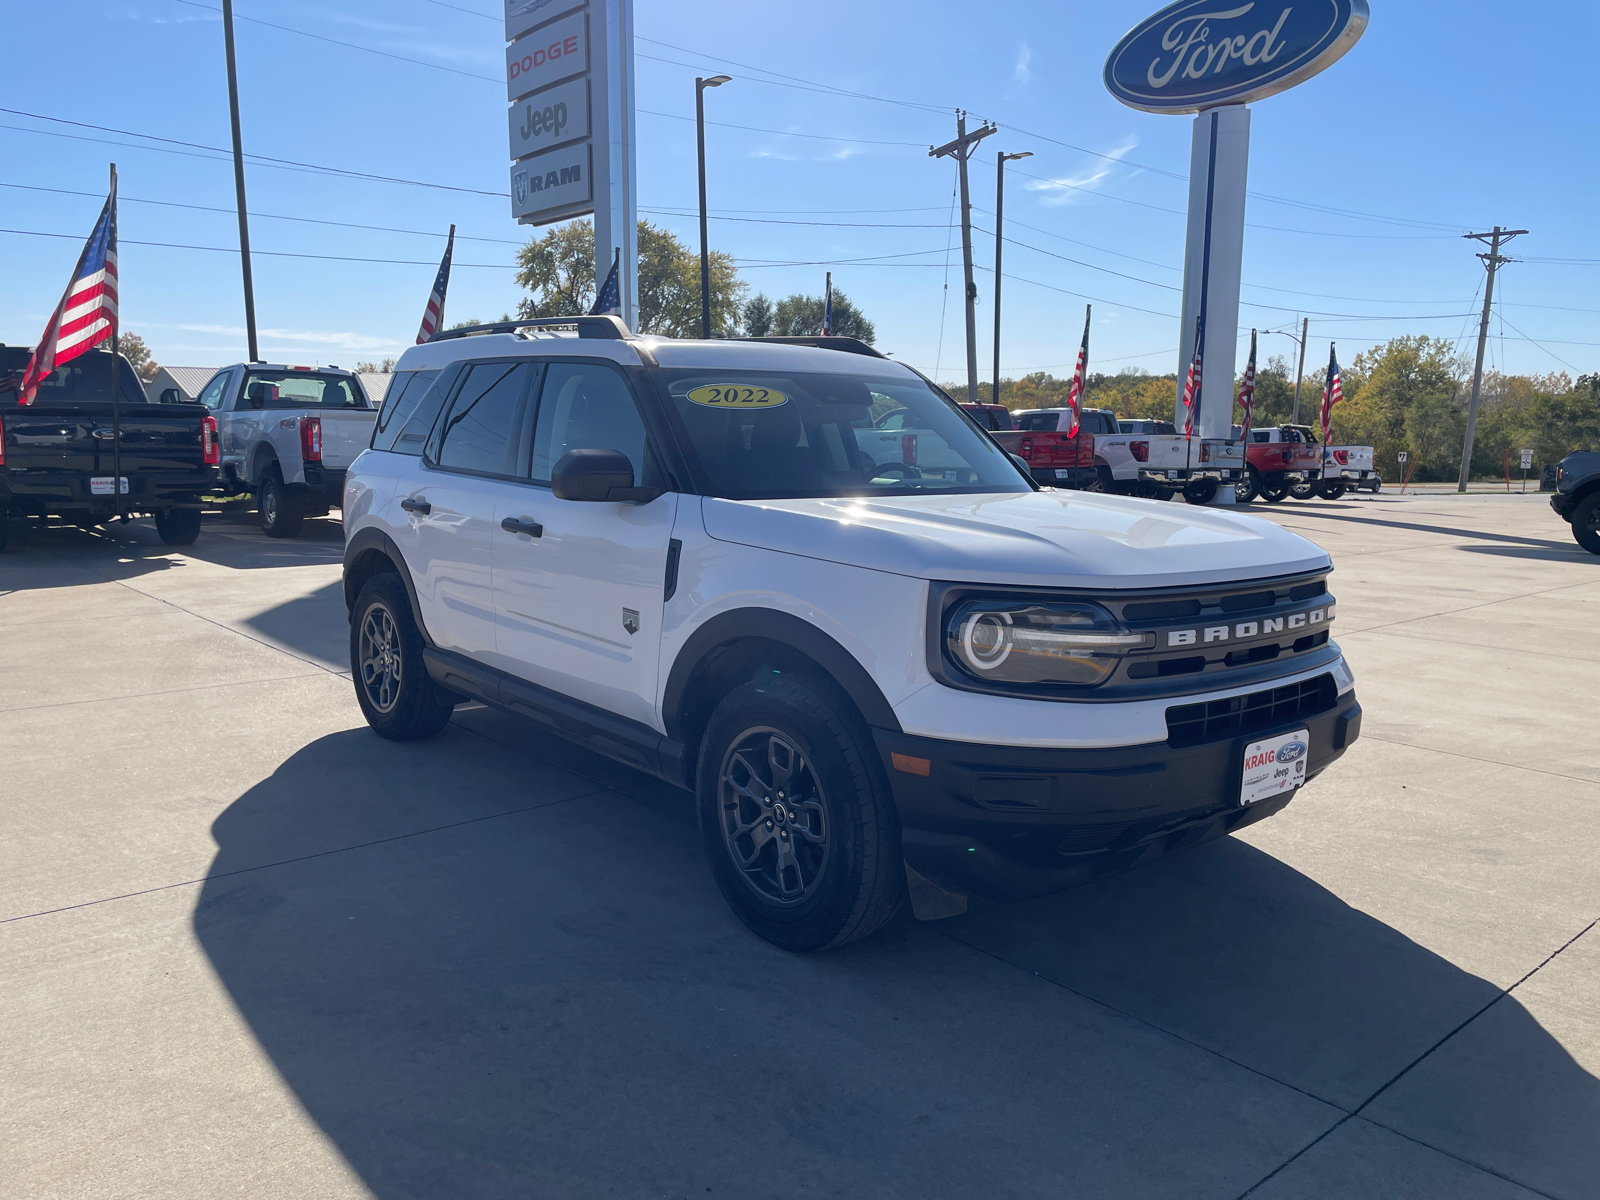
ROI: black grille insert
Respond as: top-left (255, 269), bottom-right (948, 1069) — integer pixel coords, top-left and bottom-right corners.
top-left (1165, 674), bottom-right (1337, 746)
top-left (1220, 590), bottom-right (1277, 613)
top-left (1123, 598), bottom-right (1202, 621)
top-left (1289, 580), bottom-right (1328, 601)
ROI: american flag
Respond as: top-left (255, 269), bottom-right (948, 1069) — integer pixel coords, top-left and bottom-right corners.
top-left (415, 225), bottom-right (455, 344)
top-left (1181, 316), bottom-right (1204, 438)
top-left (20, 178), bottom-right (117, 405)
top-left (1237, 328), bottom-right (1257, 441)
top-left (1319, 343), bottom-right (1343, 445)
top-left (822, 271), bottom-right (833, 336)
top-left (589, 248), bottom-right (621, 315)
top-left (1064, 304), bottom-right (1090, 435)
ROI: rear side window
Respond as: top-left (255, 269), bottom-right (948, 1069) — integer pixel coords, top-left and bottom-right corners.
top-left (371, 370), bottom-right (437, 448)
top-left (388, 369), bottom-right (456, 456)
top-left (241, 372), bottom-right (366, 409)
top-left (434, 361), bottom-right (535, 476)
top-left (529, 361), bottom-right (648, 484)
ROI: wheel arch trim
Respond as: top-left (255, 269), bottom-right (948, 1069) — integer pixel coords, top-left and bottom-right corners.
top-left (343, 526), bottom-right (434, 646)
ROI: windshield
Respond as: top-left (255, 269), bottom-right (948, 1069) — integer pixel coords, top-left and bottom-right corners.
top-left (655, 368), bottom-right (1030, 500)
top-left (240, 371), bottom-right (366, 409)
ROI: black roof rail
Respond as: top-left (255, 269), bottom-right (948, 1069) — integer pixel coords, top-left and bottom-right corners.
top-left (736, 335), bottom-right (887, 359)
top-left (427, 315), bottom-right (631, 343)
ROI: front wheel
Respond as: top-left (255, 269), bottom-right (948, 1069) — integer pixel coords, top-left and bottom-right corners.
top-left (258, 466), bottom-right (304, 538)
top-left (1183, 478), bottom-right (1219, 505)
top-left (1572, 494), bottom-right (1600, 555)
top-left (155, 507), bottom-right (202, 546)
top-left (697, 674), bottom-right (904, 952)
top-left (349, 573), bottom-right (456, 740)
top-left (1289, 480), bottom-right (1318, 500)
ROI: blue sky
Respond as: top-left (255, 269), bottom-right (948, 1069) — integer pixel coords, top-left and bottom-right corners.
top-left (4, 0), bottom-right (1599, 387)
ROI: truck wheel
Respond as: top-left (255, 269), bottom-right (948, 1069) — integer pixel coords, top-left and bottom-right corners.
top-left (1572, 494), bottom-right (1600, 555)
top-left (155, 508), bottom-right (202, 546)
top-left (1183, 478), bottom-right (1219, 505)
top-left (1289, 480), bottom-right (1318, 500)
top-left (1318, 481), bottom-right (1348, 501)
top-left (0, 501), bottom-right (8, 553)
top-left (1089, 465), bottom-right (1115, 493)
top-left (1368, 476), bottom-right (1382, 494)
top-left (1234, 470), bottom-right (1260, 503)
top-left (1261, 481), bottom-right (1290, 504)
top-left (697, 674), bottom-right (904, 952)
top-left (350, 573), bottom-right (456, 740)
top-left (258, 466), bottom-right (304, 538)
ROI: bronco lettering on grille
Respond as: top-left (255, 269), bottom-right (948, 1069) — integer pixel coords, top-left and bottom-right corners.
top-left (1166, 603), bottom-right (1334, 648)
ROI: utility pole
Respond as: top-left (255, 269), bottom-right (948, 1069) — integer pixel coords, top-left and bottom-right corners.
top-left (1291, 316), bottom-right (1308, 424)
top-left (1458, 226), bottom-right (1526, 491)
top-left (930, 112), bottom-right (994, 400)
top-left (992, 149), bottom-right (1032, 406)
top-left (221, 0), bottom-right (259, 363)
top-left (695, 74), bottom-right (731, 339)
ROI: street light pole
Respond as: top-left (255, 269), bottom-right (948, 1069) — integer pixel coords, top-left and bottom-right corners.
top-left (695, 74), bottom-right (731, 339)
top-left (992, 150), bottom-right (1032, 408)
top-left (221, 0), bottom-right (259, 363)
top-left (1291, 315), bottom-right (1308, 424)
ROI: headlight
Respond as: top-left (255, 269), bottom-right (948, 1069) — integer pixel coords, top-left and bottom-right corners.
top-left (946, 600), bottom-right (1151, 687)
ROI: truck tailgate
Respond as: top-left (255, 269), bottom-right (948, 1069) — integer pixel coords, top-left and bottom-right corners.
top-left (315, 409), bottom-right (378, 469)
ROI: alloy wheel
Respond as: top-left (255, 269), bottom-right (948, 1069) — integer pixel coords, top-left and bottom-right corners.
top-left (718, 727), bottom-right (831, 906)
top-left (358, 602), bottom-right (403, 713)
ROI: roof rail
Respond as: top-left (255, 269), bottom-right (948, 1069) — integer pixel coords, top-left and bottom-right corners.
top-left (427, 315), bottom-right (632, 343)
top-left (737, 336), bottom-right (887, 360)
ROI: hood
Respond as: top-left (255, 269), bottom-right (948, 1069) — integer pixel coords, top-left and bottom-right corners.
top-left (700, 490), bottom-right (1330, 589)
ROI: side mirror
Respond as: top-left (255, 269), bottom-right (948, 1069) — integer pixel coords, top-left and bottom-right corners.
top-left (1009, 453), bottom-right (1032, 476)
top-left (551, 448), bottom-right (661, 503)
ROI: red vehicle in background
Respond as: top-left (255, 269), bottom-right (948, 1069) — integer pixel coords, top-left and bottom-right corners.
top-left (1234, 425), bottom-right (1324, 503)
top-left (990, 407), bottom-right (1109, 489)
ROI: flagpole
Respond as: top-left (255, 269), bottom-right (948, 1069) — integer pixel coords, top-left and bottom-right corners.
top-left (109, 163), bottom-right (124, 525)
top-left (439, 224), bottom-right (454, 332)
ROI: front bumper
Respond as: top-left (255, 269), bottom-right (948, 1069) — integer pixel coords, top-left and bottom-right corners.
top-left (1551, 492), bottom-right (1575, 520)
top-left (876, 686), bottom-right (1360, 902)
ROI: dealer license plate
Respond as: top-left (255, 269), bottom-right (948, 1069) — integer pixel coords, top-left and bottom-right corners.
top-left (1240, 728), bottom-right (1310, 806)
top-left (90, 476), bottom-right (129, 495)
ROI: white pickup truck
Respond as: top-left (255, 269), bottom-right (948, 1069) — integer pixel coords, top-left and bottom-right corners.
top-left (1068, 408), bottom-right (1246, 504)
top-left (197, 363), bottom-right (378, 536)
top-left (1314, 441), bottom-right (1378, 497)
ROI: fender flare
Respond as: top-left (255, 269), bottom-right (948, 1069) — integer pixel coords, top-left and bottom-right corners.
top-left (248, 442), bottom-right (280, 487)
top-left (342, 526), bottom-right (434, 644)
top-left (661, 607), bottom-right (902, 740)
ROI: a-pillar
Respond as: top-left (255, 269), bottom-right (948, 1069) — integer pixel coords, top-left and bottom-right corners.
top-left (1175, 104), bottom-right (1250, 439)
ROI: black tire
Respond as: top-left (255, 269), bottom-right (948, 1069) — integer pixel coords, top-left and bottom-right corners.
top-left (155, 507), bottom-right (201, 546)
top-left (1234, 469), bottom-right (1260, 504)
top-left (1368, 476), bottom-right (1382, 494)
top-left (696, 674), bottom-right (904, 952)
top-left (349, 573), bottom-right (455, 740)
top-left (0, 501), bottom-right (8, 553)
top-left (258, 465), bottom-right (304, 538)
top-left (1318, 480), bottom-right (1348, 501)
top-left (1572, 493), bottom-right (1600, 555)
top-left (1089, 464), bottom-right (1115, 493)
top-left (1289, 480), bottom-right (1318, 500)
top-left (1262, 481), bottom-right (1290, 504)
top-left (1183, 478), bottom-right (1219, 505)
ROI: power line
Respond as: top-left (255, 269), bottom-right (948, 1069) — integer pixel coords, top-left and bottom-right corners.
top-left (0, 226), bottom-right (515, 268)
top-left (640, 107), bottom-right (926, 148)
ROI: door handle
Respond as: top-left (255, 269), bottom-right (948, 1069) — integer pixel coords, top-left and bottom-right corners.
top-left (501, 516), bottom-right (543, 537)
top-left (400, 496), bottom-right (431, 515)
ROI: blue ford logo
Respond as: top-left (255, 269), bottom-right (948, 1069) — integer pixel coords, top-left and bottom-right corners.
top-left (1278, 739), bottom-right (1308, 763)
top-left (1104, 0), bottom-right (1369, 113)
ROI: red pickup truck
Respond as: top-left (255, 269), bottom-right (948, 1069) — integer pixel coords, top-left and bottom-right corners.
top-left (990, 407), bottom-right (1110, 489)
top-left (1236, 425), bottom-right (1323, 503)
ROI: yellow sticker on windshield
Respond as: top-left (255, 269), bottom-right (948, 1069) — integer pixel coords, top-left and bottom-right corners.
top-left (686, 384), bottom-right (788, 408)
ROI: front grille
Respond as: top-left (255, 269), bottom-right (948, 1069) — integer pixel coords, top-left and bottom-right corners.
top-left (1165, 673), bottom-right (1337, 747)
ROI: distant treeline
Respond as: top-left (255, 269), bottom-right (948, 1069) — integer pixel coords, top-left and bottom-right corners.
top-left (943, 335), bottom-right (1600, 480)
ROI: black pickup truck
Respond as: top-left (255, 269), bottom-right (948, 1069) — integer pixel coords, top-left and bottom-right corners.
top-left (1550, 449), bottom-right (1600, 555)
top-left (0, 345), bottom-right (219, 552)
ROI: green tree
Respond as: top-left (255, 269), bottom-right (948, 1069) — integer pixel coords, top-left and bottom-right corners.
top-left (741, 294), bottom-right (774, 338)
top-left (1339, 336), bottom-right (1463, 480)
top-left (765, 290), bottom-right (876, 344)
top-left (119, 332), bottom-right (159, 383)
top-left (355, 358), bottom-right (396, 373)
top-left (515, 218), bottom-right (745, 337)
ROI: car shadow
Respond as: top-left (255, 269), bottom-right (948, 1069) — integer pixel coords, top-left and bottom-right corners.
top-left (193, 728), bottom-right (1598, 1198)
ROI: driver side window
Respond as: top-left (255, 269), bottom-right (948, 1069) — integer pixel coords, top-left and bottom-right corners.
top-left (529, 361), bottom-right (648, 485)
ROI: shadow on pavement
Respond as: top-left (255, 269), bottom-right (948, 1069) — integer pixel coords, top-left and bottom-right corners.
top-left (194, 729), bottom-right (1598, 1198)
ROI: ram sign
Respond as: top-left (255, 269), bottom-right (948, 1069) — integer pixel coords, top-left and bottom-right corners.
top-left (1104, 0), bottom-right (1369, 113)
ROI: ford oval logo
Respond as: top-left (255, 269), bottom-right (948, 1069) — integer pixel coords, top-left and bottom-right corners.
top-left (1104, 0), bottom-right (1369, 114)
top-left (1278, 739), bottom-right (1308, 763)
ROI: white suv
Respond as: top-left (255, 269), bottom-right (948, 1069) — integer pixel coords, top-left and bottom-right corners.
top-left (342, 319), bottom-right (1361, 952)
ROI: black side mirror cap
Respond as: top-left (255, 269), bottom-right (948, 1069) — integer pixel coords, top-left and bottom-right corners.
top-left (551, 448), bottom-right (662, 503)
top-left (1009, 453), bottom-right (1032, 475)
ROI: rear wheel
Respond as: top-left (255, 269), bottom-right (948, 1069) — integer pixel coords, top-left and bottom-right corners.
top-left (1289, 480), bottom-right (1318, 500)
top-left (155, 508), bottom-right (202, 545)
top-left (350, 573), bottom-right (456, 740)
top-left (1262, 480), bottom-right (1290, 504)
top-left (697, 674), bottom-right (904, 952)
top-left (1183, 478), bottom-right (1219, 505)
top-left (1368, 476), bottom-right (1382, 493)
top-left (1318, 480), bottom-right (1348, 501)
top-left (258, 466), bottom-right (304, 538)
top-left (1572, 493), bottom-right (1600, 555)
top-left (1234, 469), bottom-right (1260, 504)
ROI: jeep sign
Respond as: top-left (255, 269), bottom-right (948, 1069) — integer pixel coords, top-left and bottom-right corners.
top-left (1104, 0), bottom-right (1369, 113)
top-left (508, 76), bottom-right (589, 160)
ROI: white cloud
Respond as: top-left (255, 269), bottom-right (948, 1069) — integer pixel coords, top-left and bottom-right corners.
top-left (1014, 44), bottom-right (1032, 86)
top-left (1025, 135), bottom-right (1139, 207)
top-left (175, 324), bottom-right (402, 352)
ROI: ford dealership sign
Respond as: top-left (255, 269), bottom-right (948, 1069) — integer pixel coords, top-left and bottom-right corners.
top-left (1104, 1), bottom-right (1369, 113)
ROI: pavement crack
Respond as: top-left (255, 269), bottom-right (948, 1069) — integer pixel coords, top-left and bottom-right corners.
top-left (1355, 733), bottom-right (1599, 787)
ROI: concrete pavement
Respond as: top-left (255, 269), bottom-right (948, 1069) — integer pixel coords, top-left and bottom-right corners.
top-left (1, 493), bottom-right (1594, 1199)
